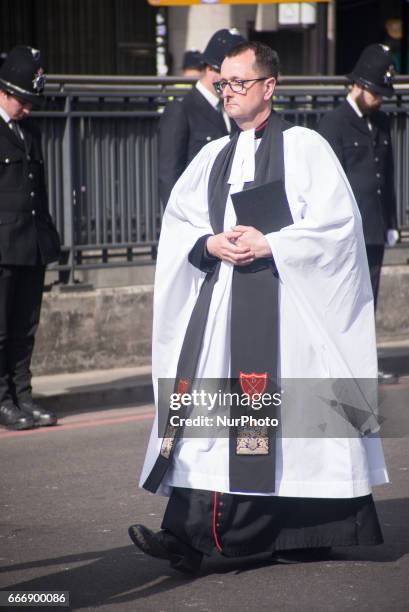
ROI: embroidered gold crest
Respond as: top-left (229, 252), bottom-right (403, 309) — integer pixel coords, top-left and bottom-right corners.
top-left (236, 425), bottom-right (269, 455)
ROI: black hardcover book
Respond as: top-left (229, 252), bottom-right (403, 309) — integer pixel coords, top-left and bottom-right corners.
top-left (231, 180), bottom-right (293, 233)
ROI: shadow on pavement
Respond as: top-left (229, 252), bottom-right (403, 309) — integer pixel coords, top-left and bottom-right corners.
top-left (379, 348), bottom-right (409, 377)
top-left (35, 376), bottom-right (154, 416)
top-left (1, 545), bottom-right (190, 609)
top-left (1, 497), bottom-right (408, 610)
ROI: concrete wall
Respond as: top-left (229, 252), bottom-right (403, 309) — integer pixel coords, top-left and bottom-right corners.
top-left (376, 266), bottom-right (409, 340)
top-left (32, 266), bottom-right (409, 376)
top-left (32, 286), bottom-right (153, 375)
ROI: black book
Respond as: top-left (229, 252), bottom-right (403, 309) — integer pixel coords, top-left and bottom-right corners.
top-left (231, 180), bottom-right (293, 233)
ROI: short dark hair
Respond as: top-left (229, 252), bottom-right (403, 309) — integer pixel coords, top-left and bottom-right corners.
top-left (225, 41), bottom-right (280, 79)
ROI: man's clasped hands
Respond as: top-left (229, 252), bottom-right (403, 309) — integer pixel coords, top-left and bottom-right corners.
top-left (206, 225), bottom-right (272, 265)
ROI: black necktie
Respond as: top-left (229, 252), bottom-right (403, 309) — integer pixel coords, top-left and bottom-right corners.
top-left (366, 117), bottom-right (372, 132)
top-left (9, 120), bottom-right (22, 140)
top-left (362, 115), bottom-right (372, 132)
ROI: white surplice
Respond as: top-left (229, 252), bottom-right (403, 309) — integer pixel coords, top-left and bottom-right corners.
top-left (140, 125), bottom-right (389, 498)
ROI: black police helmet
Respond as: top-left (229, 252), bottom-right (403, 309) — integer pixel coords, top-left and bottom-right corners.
top-left (182, 50), bottom-right (204, 71)
top-left (201, 28), bottom-right (246, 71)
top-left (347, 43), bottom-right (395, 97)
top-left (0, 46), bottom-right (46, 106)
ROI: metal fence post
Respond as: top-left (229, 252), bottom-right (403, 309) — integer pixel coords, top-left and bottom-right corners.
top-left (61, 94), bottom-right (76, 285)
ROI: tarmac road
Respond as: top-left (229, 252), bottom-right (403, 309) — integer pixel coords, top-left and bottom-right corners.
top-left (0, 388), bottom-right (408, 612)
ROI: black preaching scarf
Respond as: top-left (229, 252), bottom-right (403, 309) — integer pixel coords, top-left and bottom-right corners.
top-left (143, 112), bottom-right (293, 494)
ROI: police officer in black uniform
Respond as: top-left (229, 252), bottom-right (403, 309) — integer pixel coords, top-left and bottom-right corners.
top-left (318, 44), bottom-right (398, 384)
top-left (0, 46), bottom-right (60, 430)
top-left (158, 29), bottom-right (245, 206)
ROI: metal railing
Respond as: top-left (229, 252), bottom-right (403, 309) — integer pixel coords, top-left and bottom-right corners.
top-left (34, 75), bottom-right (409, 283)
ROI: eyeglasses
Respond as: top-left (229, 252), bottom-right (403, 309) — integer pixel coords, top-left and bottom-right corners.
top-left (213, 77), bottom-right (271, 95)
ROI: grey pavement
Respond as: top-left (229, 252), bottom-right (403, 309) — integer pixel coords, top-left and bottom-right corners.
top-left (0, 384), bottom-right (408, 611)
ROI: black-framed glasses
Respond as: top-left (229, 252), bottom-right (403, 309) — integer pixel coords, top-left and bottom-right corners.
top-left (213, 77), bottom-right (271, 95)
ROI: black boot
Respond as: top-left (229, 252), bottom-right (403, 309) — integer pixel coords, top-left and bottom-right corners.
top-left (17, 400), bottom-right (58, 427)
top-left (378, 370), bottom-right (399, 385)
top-left (0, 403), bottom-right (35, 430)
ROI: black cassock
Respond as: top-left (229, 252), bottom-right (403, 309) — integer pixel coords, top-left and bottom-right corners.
top-left (162, 488), bottom-right (382, 557)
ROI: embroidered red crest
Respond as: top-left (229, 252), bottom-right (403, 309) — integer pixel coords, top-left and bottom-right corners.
top-left (239, 372), bottom-right (268, 398)
top-left (177, 378), bottom-right (190, 395)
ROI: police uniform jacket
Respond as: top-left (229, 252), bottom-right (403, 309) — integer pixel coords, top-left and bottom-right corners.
top-left (0, 117), bottom-right (60, 265)
top-left (318, 100), bottom-right (397, 245)
top-left (158, 87), bottom-right (232, 205)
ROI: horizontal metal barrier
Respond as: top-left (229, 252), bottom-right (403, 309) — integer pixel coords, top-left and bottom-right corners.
top-left (32, 76), bottom-right (409, 283)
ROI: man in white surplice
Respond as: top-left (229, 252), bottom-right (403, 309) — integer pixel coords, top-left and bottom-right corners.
top-left (129, 42), bottom-right (388, 574)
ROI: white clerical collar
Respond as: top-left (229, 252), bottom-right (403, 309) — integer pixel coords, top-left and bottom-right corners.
top-left (347, 94), bottom-right (363, 118)
top-left (196, 80), bottom-right (220, 109)
top-left (228, 128), bottom-right (256, 185)
top-left (0, 105), bottom-right (11, 124)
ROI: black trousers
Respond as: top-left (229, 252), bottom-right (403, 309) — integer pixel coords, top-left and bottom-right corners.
top-left (0, 264), bottom-right (45, 406)
top-left (366, 244), bottom-right (384, 310)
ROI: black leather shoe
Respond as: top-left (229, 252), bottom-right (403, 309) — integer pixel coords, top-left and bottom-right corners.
top-left (128, 524), bottom-right (174, 561)
top-left (378, 370), bottom-right (399, 385)
top-left (17, 401), bottom-right (58, 427)
top-left (0, 404), bottom-right (35, 430)
top-left (128, 524), bottom-right (202, 574)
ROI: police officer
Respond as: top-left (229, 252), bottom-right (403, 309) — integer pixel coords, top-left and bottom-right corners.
top-left (0, 46), bottom-right (60, 430)
top-left (318, 44), bottom-right (398, 383)
top-left (182, 50), bottom-right (204, 79)
top-left (158, 29), bottom-right (245, 206)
